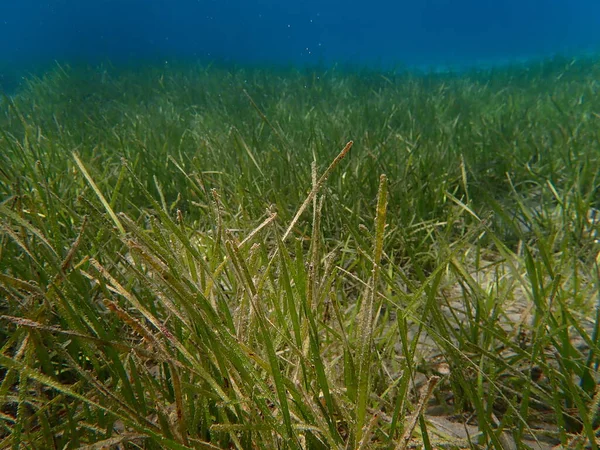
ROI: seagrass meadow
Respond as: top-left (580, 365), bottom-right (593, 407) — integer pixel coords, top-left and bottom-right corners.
top-left (1, 57), bottom-right (600, 449)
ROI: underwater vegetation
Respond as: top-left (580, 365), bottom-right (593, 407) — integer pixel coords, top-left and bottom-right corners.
top-left (1, 57), bottom-right (600, 448)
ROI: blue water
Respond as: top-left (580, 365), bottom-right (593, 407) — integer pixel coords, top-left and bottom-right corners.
top-left (2, 0), bottom-right (600, 90)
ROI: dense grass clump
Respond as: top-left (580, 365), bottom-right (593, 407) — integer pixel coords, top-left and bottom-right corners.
top-left (1, 57), bottom-right (600, 448)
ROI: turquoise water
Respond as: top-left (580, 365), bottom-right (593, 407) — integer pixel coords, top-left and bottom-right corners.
top-left (1, 0), bottom-right (600, 91)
